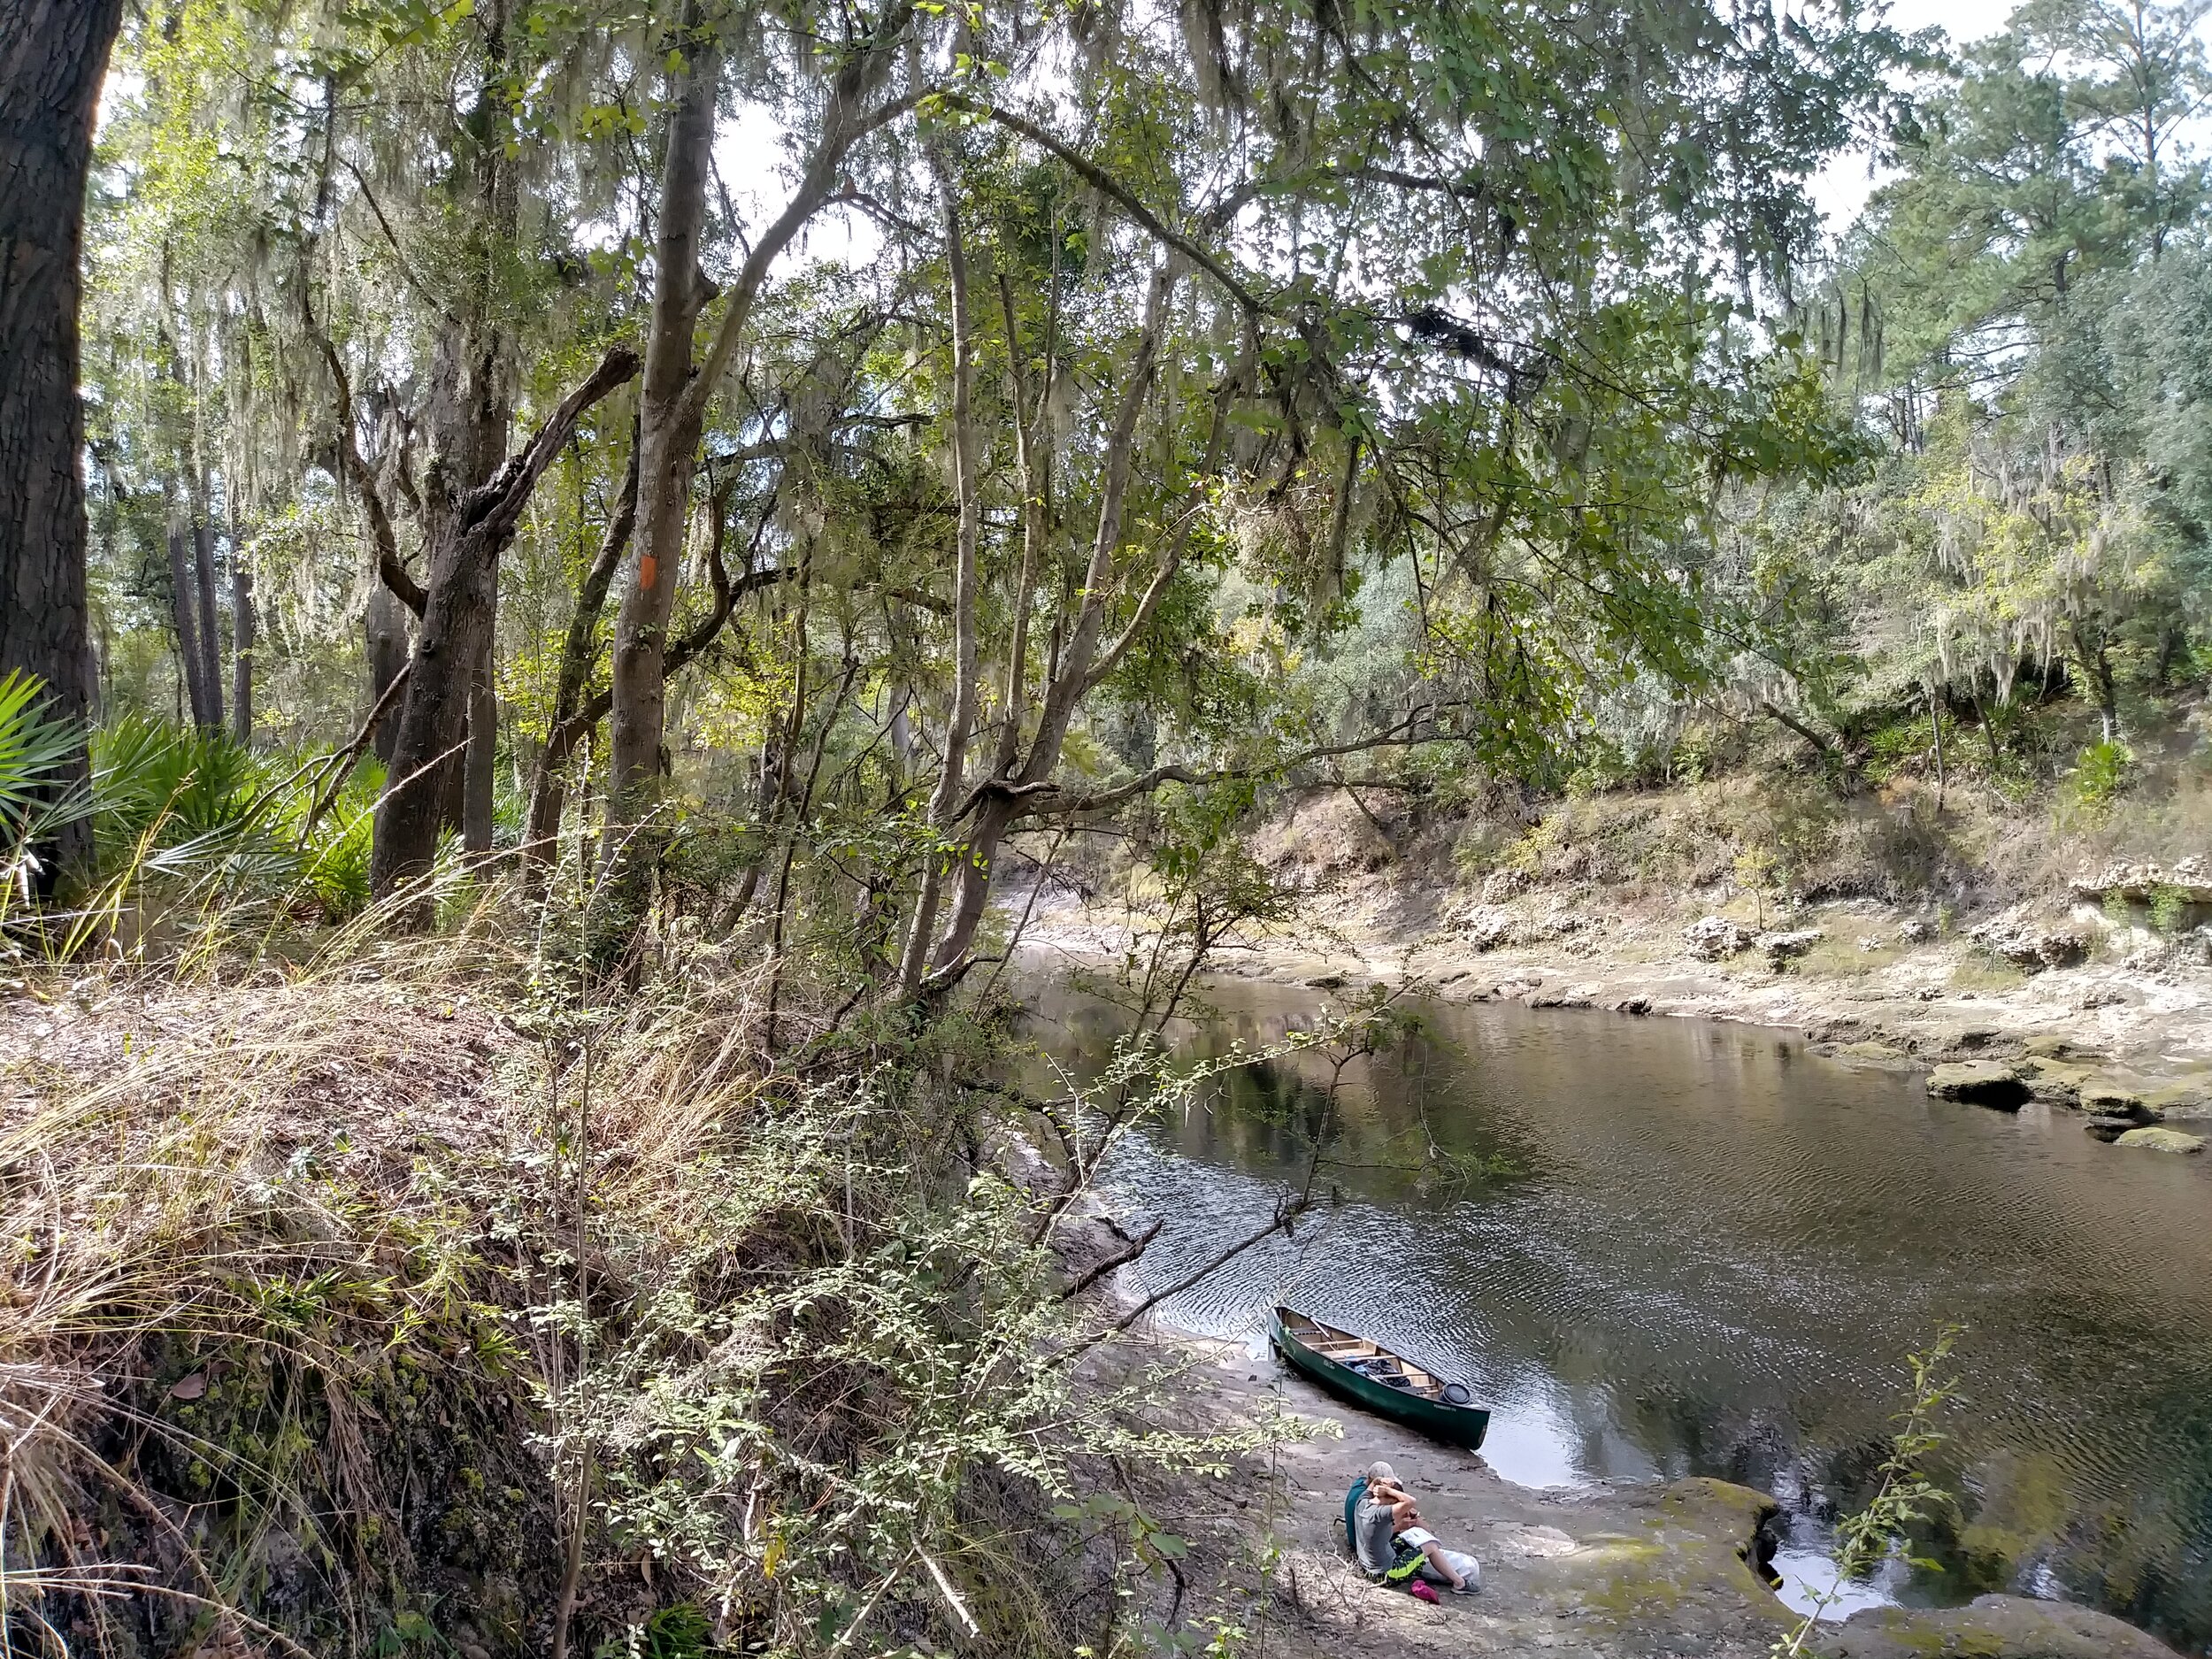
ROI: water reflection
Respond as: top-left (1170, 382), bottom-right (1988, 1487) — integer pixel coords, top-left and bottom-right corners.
top-left (1026, 980), bottom-right (2212, 1654)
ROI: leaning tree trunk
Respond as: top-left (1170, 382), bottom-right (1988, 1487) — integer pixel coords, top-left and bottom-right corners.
top-left (919, 270), bottom-right (1179, 980)
top-left (895, 171), bottom-right (981, 998)
top-left (604, 19), bottom-right (910, 872)
top-left (0, 0), bottom-right (123, 886)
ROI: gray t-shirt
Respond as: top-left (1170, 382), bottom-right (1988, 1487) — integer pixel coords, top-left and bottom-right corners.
top-left (1353, 1493), bottom-right (1399, 1576)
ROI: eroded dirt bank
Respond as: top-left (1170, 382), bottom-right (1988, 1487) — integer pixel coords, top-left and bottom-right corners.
top-left (1141, 1333), bottom-right (2184, 1658)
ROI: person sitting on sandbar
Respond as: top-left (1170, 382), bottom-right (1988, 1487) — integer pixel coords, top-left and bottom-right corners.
top-left (1348, 1461), bottom-right (1479, 1594)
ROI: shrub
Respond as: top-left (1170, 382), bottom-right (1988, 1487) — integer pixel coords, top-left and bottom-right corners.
top-left (2149, 882), bottom-right (2191, 935)
top-left (2068, 740), bottom-right (2132, 813)
top-left (0, 669), bottom-right (86, 896)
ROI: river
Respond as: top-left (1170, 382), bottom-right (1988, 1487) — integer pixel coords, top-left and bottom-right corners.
top-left (1028, 979), bottom-right (2212, 1655)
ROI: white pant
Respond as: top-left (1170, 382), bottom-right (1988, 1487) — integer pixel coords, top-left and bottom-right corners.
top-left (1414, 1547), bottom-right (1480, 1590)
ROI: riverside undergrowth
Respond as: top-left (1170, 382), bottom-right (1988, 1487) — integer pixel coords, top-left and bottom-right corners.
top-left (0, 877), bottom-right (1296, 1659)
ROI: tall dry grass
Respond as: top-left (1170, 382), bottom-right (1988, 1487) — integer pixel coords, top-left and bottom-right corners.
top-left (0, 895), bottom-right (551, 1655)
top-left (0, 868), bottom-right (1262, 1658)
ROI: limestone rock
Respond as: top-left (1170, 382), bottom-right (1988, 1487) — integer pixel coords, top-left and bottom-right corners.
top-left (1824, 1593), bottom-right (2186, 1657)
top-left (2070, 855), bottom-right (2212, 906)
top-left (2114, 1126), bottom-right (2207, 1155)
top-left (1834, 1040), bottom-right (1910, 1066)
top-left (1925, 1060), bottom-right (2029, 1109)
top-left (1458, 905), bottom-right (1515, 952)
top-left (1479, 866), bottom-right (1529, 903)
top-left (2078, 1079), bottom-right (2149, 1118)
top-left (1968, 910), bottom-right (2089, 971)
top-left (1763, 928), bottom-right (1824, 962)
top-left (2021, 1056), bottom-right (2086, 1105)
top-left (1684, 916), bottom-right (1755, 960)
top-left (1522, 902), bottom-right (1586, 946)
top-left (1938, 1024), bottom-right (2002, 1052)
top-left (1898, 917), bottom-right (1936, 942)
top-left (2145, 1080), bottom-right (2212, 1119)
top-left (2085, 1115), bottom-right (2141, 1142)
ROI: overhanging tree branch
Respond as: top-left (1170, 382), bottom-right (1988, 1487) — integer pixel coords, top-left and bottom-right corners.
top-left (940, 93), bottom-right (1264, 316)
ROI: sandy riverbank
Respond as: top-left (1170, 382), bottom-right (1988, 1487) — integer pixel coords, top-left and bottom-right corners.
top-left (1125, 1328), bottom-right (2185, 1658)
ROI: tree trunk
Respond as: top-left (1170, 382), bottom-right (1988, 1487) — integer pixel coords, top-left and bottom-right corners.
top-left (464, 647), bottom-right (496, 855)
top-left (0, 0), bottom-right (121, 885)
top-left (370, 347), bottom-right (639, 917)
top-left (166, 520), bottom-right (213, 727)
top-left (193, 518), bottom-right (224, 731)
top-left (896, 176), bottom-right (981, 999)
top-left (2071, 620), bottom-right (2118, 742)
top-left (418, 0), bottom-right (518, 846)
top-left (604, 24), bottom-right (913, 868)
top-left (1928, 680), bottom-right (1947, 812)
top-left (367, 584), bottom-right (411, 765)
top-left (377, 524), bottom-right (495, 912)
top-left (524, 439), bottom-right (639, 883)
top-left (924, 270), bottom-right (1179, 978)
top-left (232, 547), bottom-right (255, 742)
top-left (604, 26), bottom-right (720, 865)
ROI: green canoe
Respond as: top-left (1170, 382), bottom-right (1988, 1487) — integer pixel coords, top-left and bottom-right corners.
top-left (1269, 1306), bottom-right (1491, 1448)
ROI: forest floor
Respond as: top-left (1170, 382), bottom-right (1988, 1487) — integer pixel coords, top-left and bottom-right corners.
top-left (1124, 1326), bottom-right (2185, 1658)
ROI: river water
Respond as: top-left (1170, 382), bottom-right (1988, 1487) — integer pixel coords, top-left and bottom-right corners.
top-left (1028, 980), bottom-right (2212, 1654)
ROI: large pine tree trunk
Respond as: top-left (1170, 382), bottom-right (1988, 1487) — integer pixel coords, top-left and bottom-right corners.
top-left (1, 0), bottom-right (123, 881)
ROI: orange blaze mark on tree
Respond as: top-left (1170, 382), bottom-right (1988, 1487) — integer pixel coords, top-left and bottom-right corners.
top-left (638, 554), bottom-right (657, 591)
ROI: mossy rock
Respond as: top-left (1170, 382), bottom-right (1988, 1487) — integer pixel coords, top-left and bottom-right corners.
top-left (2019, 1058), bottom-right (2087, 1105)
top-left (2113, 1126), bottom-right (2207, 1155)
top-left (2078, 1079), bottom-right (2147, 1118)
top-left (1926, 1061), bottom-right (2029, 1110)
top-left (2144, 1080), bottom-right (2212, 1119)
top-left (1817, 1593), bottom-right (2184, 1656)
